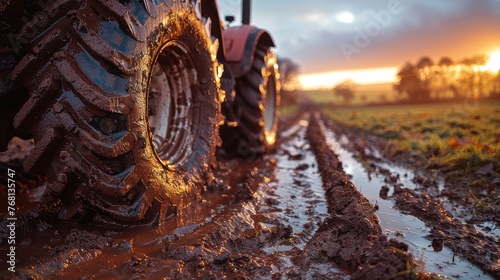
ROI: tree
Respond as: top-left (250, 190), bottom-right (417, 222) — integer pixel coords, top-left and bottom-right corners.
top-left (471, 55), bottom-right (488, 98)
top-left (277, 57), bottom-right (300, 106)
top-left (490, 70), bottom-right (500, 98)
top-left (458, 55), bottom-right (487, 98)
top-left (333, 80), bottom-right (356, 104)
top-left (360, 94), bottom-right (367, 103)
top-left (379, 93), bottom-right (388, 103)
top-left (393, 53), bottom-right (497, 102)
top-left (415, 56), bottom-right (434, 101)
top-left (436, 56), bottom-right (454, 99)
top-left (394, 62), bottom-right (424, 102)
top-left (277, 57), bottom-right (300, 92)
top-left (394, 57), bottom-right (439, 103)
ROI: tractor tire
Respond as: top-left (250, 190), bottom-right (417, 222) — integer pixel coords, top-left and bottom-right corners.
top-left (9, 0), bottom-right (221, 225)
top-left (0, 0), bottom-right (10, 12)
top-left (221, 46), bottom-right (280, 158)
top-left (0, 25), bottom-right (19, 151)
top-left (0, 1), bottom-right (29, 150)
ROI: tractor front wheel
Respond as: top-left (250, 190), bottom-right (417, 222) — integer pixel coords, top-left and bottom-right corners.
top-left (8, 1), bottom-right (221, 225)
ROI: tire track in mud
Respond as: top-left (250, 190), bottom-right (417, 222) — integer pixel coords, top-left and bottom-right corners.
top-left (1, 112), bottom-right (431, 279)
top-left (319, 115), bottom-right (499, 279)
top-left (0, 113), bottom-right (345, 279)
top-left (303, 113), bottom-right (418, 279)
top-left (252, 115), bottom-right (346, 278)
top-left (260, 116), bottom-right (328, 252)
top-left (150, 113), bottom-right (416, 279)
top-left (125, 114), bottom-right (349, 279)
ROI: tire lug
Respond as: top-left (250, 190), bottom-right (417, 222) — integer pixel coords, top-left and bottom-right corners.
top-left (57, 173), bottom-right (68, 184)
top-left (60, 151), bottom-right (69, 158)
top-left (54, 103), bottom-right (63, 113)
top-left (50, 180), bottom-right (65, 193)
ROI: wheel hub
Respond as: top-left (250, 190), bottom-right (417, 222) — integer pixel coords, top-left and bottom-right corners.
top-left (148, 42), bottom-right (198, 168)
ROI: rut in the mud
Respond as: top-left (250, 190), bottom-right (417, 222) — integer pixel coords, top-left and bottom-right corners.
top-left (1, 112), bottom-right (421, 279)
top-left (4, 110), bottom-right (498, 279)
top-left (303, 114), bottom-right (417, 279)
top-left (320, 115), bottom-right (499, 279)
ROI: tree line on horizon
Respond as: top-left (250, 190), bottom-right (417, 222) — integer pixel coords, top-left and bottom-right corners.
top-left (277, 53), bottom-right (500, 105)
top-left (394, 54), bottom-right (500, 103)
top-left (331, 54), bottom-right (500, 105)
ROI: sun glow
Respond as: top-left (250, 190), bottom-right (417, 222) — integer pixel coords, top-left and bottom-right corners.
top-left (299, 67), bottom-right (398, 90)
top-left (482, 50), bottom-right (500, 73)
top-left (336, 11), bottom-right (354, 23)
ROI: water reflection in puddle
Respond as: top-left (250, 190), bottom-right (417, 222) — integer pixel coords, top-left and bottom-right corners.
top-left (258, 118), bottom-right (345, 277)
top-left (265, 120), bottom-right (328, 250)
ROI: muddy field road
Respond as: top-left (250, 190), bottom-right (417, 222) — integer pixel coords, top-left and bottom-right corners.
top-left (0, 109), bottom-right (498, 279)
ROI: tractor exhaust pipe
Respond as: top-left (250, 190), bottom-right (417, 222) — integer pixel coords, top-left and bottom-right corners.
top-left (242, 0), bottom-right (251, 25)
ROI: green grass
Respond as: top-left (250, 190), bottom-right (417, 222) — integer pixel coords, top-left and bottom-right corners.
top-left (279, 104), bottom-right (299, 116)
top-left (321, 101), bottom-right (500, 176)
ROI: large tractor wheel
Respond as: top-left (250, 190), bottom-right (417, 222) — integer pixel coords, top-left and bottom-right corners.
top-left (0, 25), bottom-right (19, 150)
top-left (222, 46), bottom-right (280, 158)
top-left (0, 1), bottom-right (29, 150)
top-left (8, 1), bottom-right (221, 225)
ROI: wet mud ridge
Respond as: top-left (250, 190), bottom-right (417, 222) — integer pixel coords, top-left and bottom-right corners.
top-left (0, 112), bottom-right (415, 279)
top-left (303, 114), bottom-right (416, 279)
top-left (320, 115), bottom-right (499, 279)
top-left (0, 111), bottom-right (494, 279)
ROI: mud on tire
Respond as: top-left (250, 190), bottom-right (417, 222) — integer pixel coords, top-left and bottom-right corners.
top-left (0, 1), bottom-right (31, 150)
top-left (221, 47), bottom-right (280, 158)
top-left (6, 0), bottom-right (221, 225)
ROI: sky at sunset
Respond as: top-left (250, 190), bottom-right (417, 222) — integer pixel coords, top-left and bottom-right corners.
top-left (218, 0), bottom-right (500, 89)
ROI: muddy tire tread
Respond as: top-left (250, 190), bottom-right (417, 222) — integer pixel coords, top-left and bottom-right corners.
top-left (9, 0), bottom-right (217, 224)
top-left (221, 47), bottom-right (279, 156)
top-left (0, 12), bottom-right (26, 149)
top-left (12, 1), bottom-right (144, 222)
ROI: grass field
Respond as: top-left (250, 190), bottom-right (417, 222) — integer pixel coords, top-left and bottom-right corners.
top-left (321, 101), bottom-right (500, 177)
top-left (279, 104), bottom-right (298, 116)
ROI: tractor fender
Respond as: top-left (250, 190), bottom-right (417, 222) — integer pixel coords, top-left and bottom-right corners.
top-left (223, 25), bottom-right (275, 78)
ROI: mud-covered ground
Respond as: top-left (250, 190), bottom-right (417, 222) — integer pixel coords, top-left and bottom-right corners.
top-left (322, 114), bottom-right (499, 278)
top-left (0, 108), bottom-right (498, 279)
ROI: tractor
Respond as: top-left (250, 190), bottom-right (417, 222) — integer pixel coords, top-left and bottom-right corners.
top-left (0, 0), bottom-right (279, 225)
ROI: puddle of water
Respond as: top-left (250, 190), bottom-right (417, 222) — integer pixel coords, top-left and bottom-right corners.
top-left (474, 221), bottom-right (500, 239)
top-left (280, 117), bottom-right (311, 139)
top-left (319, 119), bottom-right (493, 280)
top-left (337, 128), bottom-right (500, 239)
top-left (306, 263), bottom-right (350, 280)
top-left (266, 121), bottom-right (328, 249)
top-left (337, 134), bottom-right (446, 194)
top-left (257, 119), bottom-right (345, 277)
top-left (2, 117), bottom-right (347, 279)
